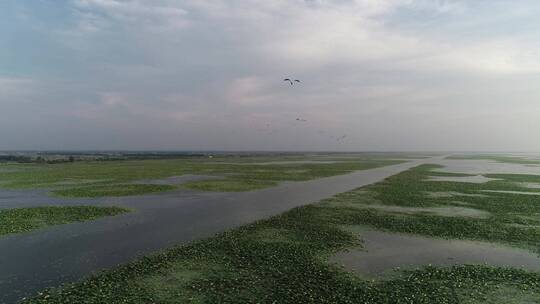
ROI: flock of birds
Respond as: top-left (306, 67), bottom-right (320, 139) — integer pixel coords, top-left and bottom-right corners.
top-left (244, 78), bottom-right (348, 143)
top-left (267, 78), bottom-right (347, 143)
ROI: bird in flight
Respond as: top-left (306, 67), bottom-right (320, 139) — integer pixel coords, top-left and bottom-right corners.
top-left (296, 118), bottom-right (307, 122)
top-left (336, 135), bottom-right (347, 141)
top-left (284, 78), bottom-right (301, 85)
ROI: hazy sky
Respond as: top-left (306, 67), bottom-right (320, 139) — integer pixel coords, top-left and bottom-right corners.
top-left (2, 0), bottom-right (540, 151)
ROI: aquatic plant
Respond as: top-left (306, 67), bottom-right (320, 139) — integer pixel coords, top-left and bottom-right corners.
top-left (0, 157), bottom-right (403, 197)
top-left (0, 206), bottom-right (129, 236)
top-left (24, 164), bottom-right (540, 303)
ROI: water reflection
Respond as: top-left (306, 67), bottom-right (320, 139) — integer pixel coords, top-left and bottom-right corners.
top-left (0, 160), bottom-right (425, 303)
top-left (330, 229), bottom-right (540, 277)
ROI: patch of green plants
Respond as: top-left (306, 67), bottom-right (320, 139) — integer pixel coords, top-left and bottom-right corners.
top-left (182, 179), bottom-right (277, 192)
top-left (24, 165), bottom-right (540, 303)
top-left (0, 157), bottom-right (403, 196)
top-left (317, 164), bottom-right (540, 250)
top-left (181, 160), bottom-right (403, 192)
top-left (52, 184), bottom-right (177, 198)
top-left (485, 173), bottom-right (540, 183)
top-left (448, 154), bottom-right (540, 165)
top-left (0, 206), bottom-right (129, 236)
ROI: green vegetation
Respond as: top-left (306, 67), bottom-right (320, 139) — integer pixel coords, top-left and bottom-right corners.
top-left (52, 184), bottom-right (177, 198)
top-left (0, 157), bottom-right (403, 197)
top-left (319, 164), bottom-right (540, 251)
top-left (0, 206), bottom-right (129, 236)
top-left (25, 164), bottom-right (540, 303)
top-left (448, 154), bottom-right (540, 165)
top-left (205, 152), bottom-right (436, 163)
top-left (182, 179), bottom-right (276, 192)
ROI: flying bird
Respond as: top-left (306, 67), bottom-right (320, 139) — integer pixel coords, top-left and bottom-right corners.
top-left (296, 118), bottom-right (307, 122)
top-left (284, 78), bottom-right (301, 85)
top-left (336, 135), bottom-right (347, 141)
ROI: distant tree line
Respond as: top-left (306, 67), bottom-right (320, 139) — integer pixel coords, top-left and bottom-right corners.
top-left (0, 151), bottom-right (303, 164)
top-left (0, 155), bottom-right (34, 163)
top-left (0, 155), bottom-right (76, 164)
top-left (96, 153), bottom-right (207, 161)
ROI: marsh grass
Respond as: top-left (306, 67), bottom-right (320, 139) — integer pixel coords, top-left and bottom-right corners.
top-left (0, 206), bottom-right (129, 236)
top-left (52, 184), bottom-right (177, 198)
top-left (448, 154), bottom-right (540, 165)
top-left (182, 178), bottom-right (276, 192)
top-left (0, 158), bottom-right (402, 197)
top-left (24, 164), bottom-right (540, 303)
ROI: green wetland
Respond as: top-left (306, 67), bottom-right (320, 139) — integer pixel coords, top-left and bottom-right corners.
top-left (447, 154), bottom-right (540, 165)
top-left (22, 161), bottom-right (540, 304)
top-left (0, 206), bottom-right (129, 236)
top-left (0, 155), bottom-right (403, 197)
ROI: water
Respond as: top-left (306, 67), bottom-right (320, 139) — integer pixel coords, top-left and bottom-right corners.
top-left (425, 191), bottom-right (488, 198)
top-left (330, 158), bottom-right (540, 278)
top-left (133, 174), bottom-right (219, 185)
top-left (355, 204), bottom-right (490, 218)
top-left (522, 183), bottom-right (540, 189)
top-left (330, 229), bottom-right (540, 277)
top-left (433, 159), bottom-right (540, 175)
top-left (425, 175), bottom-right (500, 183)
top-left (0, 159), bottom-right (428, 303)
top-left (6, 155), bottom-right (539, 303)
top-left (481, 190), bottom-right (540, 196)
top-left (217, 160), bottom-right (342, 165)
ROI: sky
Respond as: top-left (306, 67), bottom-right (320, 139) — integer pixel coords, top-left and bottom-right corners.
top-left (1, 0), bottom-right (540, 152)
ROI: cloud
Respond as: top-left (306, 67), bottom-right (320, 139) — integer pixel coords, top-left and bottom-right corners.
top-left (226, 76), bottom-right (276, 105)
top-left (65, 0), bottom-right (540, 75)
top-left (2, 0), bottom-right (540, 150)
top-left (0, 77), bottom-right (33, 96)
top-left (73, 0), bottom-right (189, 31)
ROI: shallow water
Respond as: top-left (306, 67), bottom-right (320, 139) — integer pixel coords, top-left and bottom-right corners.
top-left (481, 190), bottom-right (540, 196)
top-left (0, 159), bottom-right (429, 303)
top-left (425, 175), bottom-right (499, 183)
top-left (425, 191), bottom-right (488, 198)
top-left (357, 204), bottom-right (490, 218)
top-left (256, 160), bottom-right (341, 165)
top-left (8, 155), bottom-right (540, 303)
top-left (133, 174), bottom-right (219, 185)
top-left (521, 182), bottom-right (540, 189)
top-left (330, 229), bottom-right (540, 277)
top-left (0, 188), bottom-right (105, 210)
top-left (433, 159), bottom-right (540, 175)
top-left (216, 160), bottom-right (341, 165)
top-left (504, 153), bottom-right (540, 161)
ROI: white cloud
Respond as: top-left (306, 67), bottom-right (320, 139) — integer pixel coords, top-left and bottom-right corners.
top-left (0, 77), bottom-right (36, 104)
top-left (73, 0), bottom-right (190, 31)
top-left (226, 76), bottom-right (276, 105)
top-left (3, 0), bottom-right (540, 150)
top-left (65, 0), bottom-right (540, 76)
